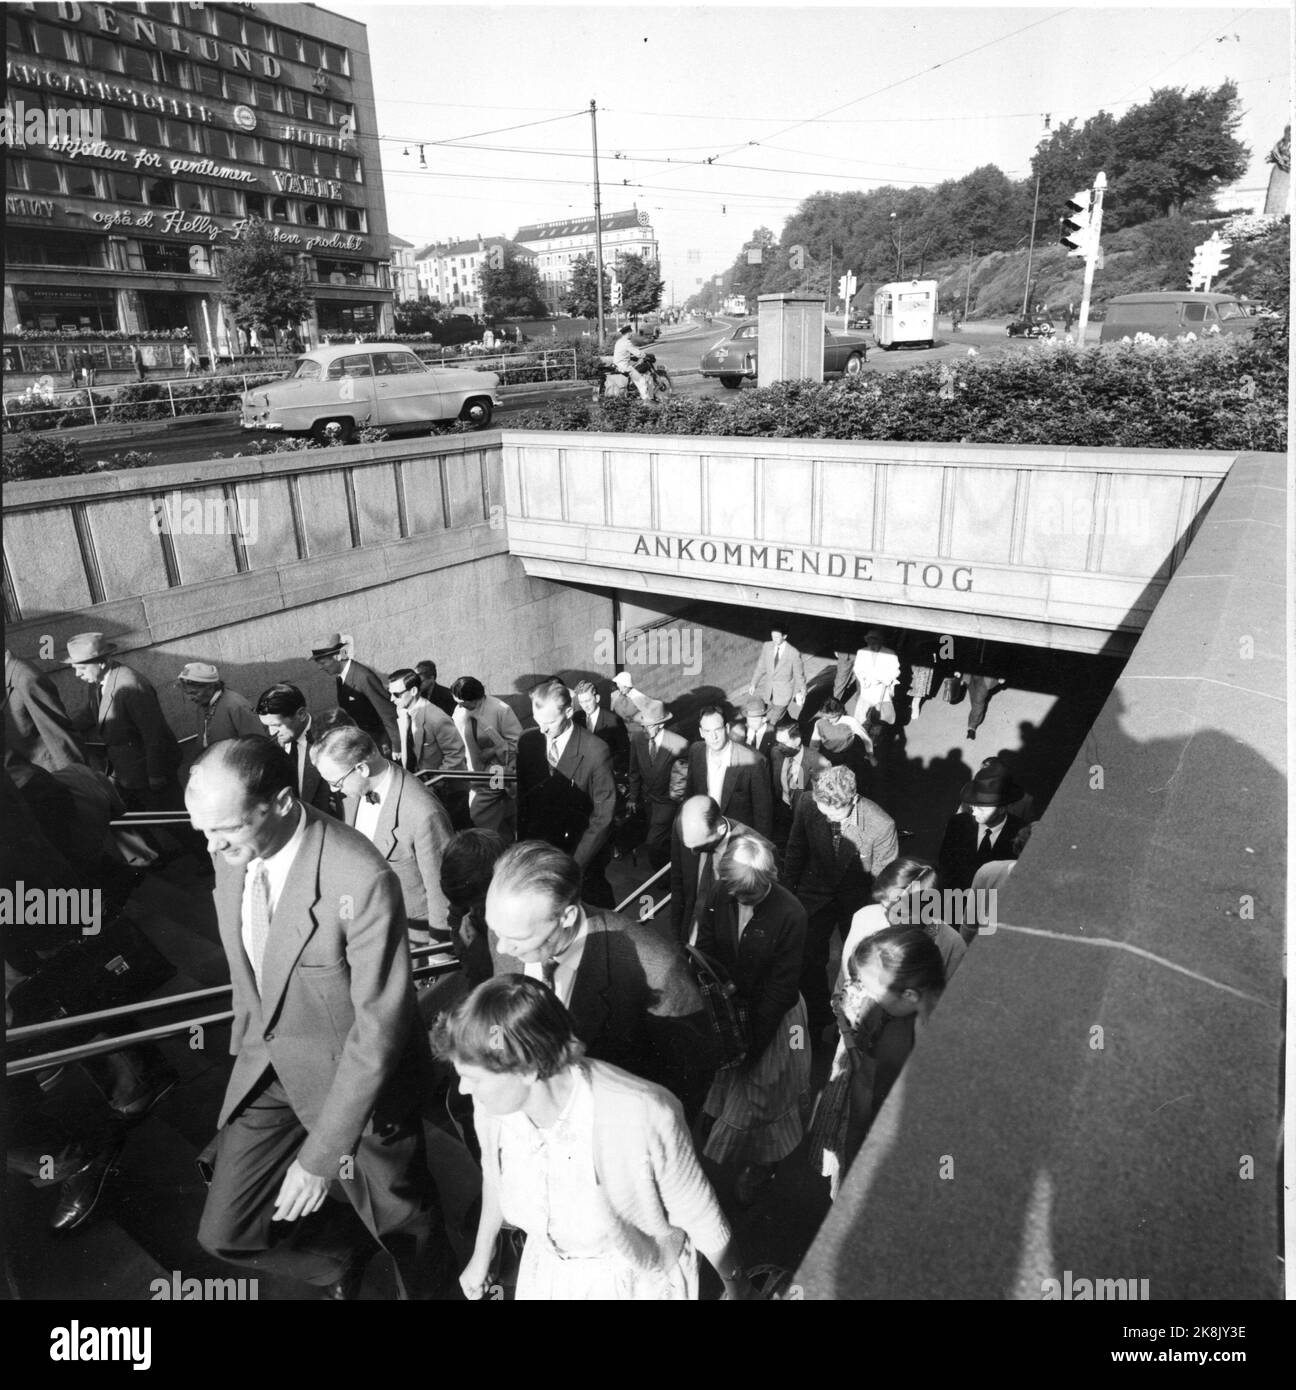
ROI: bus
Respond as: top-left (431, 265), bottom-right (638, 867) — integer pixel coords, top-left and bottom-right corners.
top-left (873, 279), bottom-right (938, 349)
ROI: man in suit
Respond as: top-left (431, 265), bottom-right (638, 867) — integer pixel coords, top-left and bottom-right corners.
top-left (741, 697), bottom-right (777, 763)
top-left (571, 678), bottom-right (630, 780)
top-left (66, 632), bottom-right (181, 810)
top-left (185, 737), bottom-right (451, 1299)
top-left (449, 676), bottom-right (522, 836)
top-left (937, 763), bottom-right (1028, 892)
top-left (748, 623), bottom-right (807, 726)
top-left (386, 668), bottom-right (468, 829)
top-left (516, 678), bottom-right (618, 908)
top-left (310, 633), bottom-right (399, 757)
top-left (486, 840), bottom-right (718, 1118)
top-left (851, 628), bottom-right (901, 725)
top-left (625, 698), bottom-right (688, 870)
top-left (684, 706), bottom-right (773, 839)
top-left (4, 647), bottom-right (85, 771)
top-left (177, 662), bottom-right (263, 751)
top-left (415, 660), bottom-right (457, 720)
top-left (255, 682), bottom-right (337, 818)
top-left (311, 726), bottom-right (454, 950)
top-left (783, 763), bottom-right (899, 1035)
top-left (668, 795), bottom-right (749, 945)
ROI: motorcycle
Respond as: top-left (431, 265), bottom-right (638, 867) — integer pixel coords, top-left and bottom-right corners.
top-left (596, 350), bottom-right (673, 400)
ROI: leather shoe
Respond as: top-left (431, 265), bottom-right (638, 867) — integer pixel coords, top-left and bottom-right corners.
top-left (322, 1247), bottom-right (374, 1300)
top-left (50, 1136), bottom-right (125, 1233)
top-left (112, 1068), bottom-right (179, 1122)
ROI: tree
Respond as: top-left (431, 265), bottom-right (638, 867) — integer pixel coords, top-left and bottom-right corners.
top-left (614, 251), bottom-right (664, 321)
top-left (219, 219), bottom-right (312, 341)
top-left (479, 251), bottom-right (546, 318)
top-left (394, 295), bottom-right (444, 333)
top-left (562, 252), bottom-right (610, 318)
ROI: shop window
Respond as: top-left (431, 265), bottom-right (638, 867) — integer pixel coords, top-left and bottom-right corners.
top-left (160, 54), bottom-right (191, 90)
top-left (136, 240), bottom-right (193, 274)
top-left (65, 165), bottom-right (100, 198)
top-left (210, 187), bottom-right (240, 217)
top-left (112, 171), bottom-right (143, 203)
top-left (26, 160), bottom-right (62, 194)
top-left (144, 178), bottom-right (176, 207)
top-left (121, 44), bottom-right (157, 82)
top-left (8, 230), bottom-right (107, 267)
top-left (78, 35), bottom-right (123, 71)
top-left (194, 66), bottom-right (224, 100)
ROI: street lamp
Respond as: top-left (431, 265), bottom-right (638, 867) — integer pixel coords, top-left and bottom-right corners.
top-left (889, 212), bottom-right (904, 279)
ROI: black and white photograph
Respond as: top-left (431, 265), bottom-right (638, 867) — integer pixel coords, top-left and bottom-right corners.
top-left (1, 0), bottom-right (1291, 1358)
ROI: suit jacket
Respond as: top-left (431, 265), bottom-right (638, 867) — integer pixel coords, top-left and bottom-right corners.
top-left (78, 662), bottom-right (180, 792)
top-left (627, 727), bottom-right (688, 808)
top-left (683, 740), bottom-right (773, 838)
top-left (668, 816), bottom-right (751, 944)
top-left (697, 881), bottom-right (806, 1059)
top-left (395, 697), bottom-right (465, 776)
top-left (938, 811), bottom-right (1027, 892)
top-left (492, 907), bottom-right (719, 1115)
top-left (770, 745), bottom-right (828, 814)
top-left (418, 679), bottom-right (456, 719)
top-left (610, 689), bottom-right (649, 726)
top-left (343, 765), bottom-right (454, 938)
top-left (293, 722), bottom-right (339, 819)
top-left (337, 659), bottom-right (399, 752)
top-left (573, 705), bottom-right (631, 780)
top-left (196, 686), bottom-right (264, 749)
top-left (4, 652), bottom-right (84, 771)
top-left (783, 793), bottom-right (899, 914)
top-left (212, 804), bottom-right (428, 1174)
top-left (744, 723), bottom-right (777, 763)
top-left (516, 724), bottom-right (616, 869)
top-left (750, 641), bottom-right (807, 706)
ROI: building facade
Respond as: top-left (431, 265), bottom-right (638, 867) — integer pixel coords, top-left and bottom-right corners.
top-left (514, 209), bottom-right (657, 315)
top-left (388, 233), bottom-right (417, 302)
top-left (412, 236), bottom-right (535, 315)
top-left (3, 2), bottom-right (394, 357)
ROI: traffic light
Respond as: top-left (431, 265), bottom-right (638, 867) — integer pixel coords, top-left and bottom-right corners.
top-left (1062, 188), bottom-right (1095, 258)
top-left (610, 277), bottom-right (622, 307)
top-left (1188, 236), bottom-right (1231, 291)
top-left (838, 275), bottom-right (849, 301)
top-left (837, 272), bottom-right (857, 302)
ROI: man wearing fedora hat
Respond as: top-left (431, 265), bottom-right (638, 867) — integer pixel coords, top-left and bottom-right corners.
top-left (178, 662), bottom-right (263, 750)
top-left (937, 762), bottom-right (1029, 892)
top-left (66, 633), bottom-right (181, 810)
top-left (5, 646), bottom-right (85, 773)
top-left (626, 698), bottom-right (688, 870)
top-left (309, 634), bottom-right (399, 758)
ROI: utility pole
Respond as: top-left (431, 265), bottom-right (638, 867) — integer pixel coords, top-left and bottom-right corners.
top-left (1075, 171), bottom-right (1106, 343)
top-left (964, 240), bottom-right (974, 319)
top-left (590, 99), bottom-right (606, 346)
top-left (1021, 113), bottom-right (1051, 321)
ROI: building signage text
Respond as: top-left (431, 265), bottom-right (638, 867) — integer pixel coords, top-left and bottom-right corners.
top-left (271, 171), bottom-right (343, 200)
top-left (18, 3), bottom-right (284, 78)
top-left (91, 207), bottom-right (225, 239)
top-left (51, 135), bottom-right (258, 183)
top-left (6, 195), bottom-right (56, 217)
top-left (278, 123), bottom-right (355, 151)
top-left (631, 533), bottom-right (974, 592)
top-left (6, 62), bottom-right (216, 122)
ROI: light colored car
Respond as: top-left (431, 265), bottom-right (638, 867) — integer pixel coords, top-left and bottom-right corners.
top-left (241, 343), bottom-right (502, 441)
top-left (699, 318), bottom-right (870, 388)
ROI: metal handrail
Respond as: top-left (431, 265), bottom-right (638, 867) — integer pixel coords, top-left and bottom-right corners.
top-left (615, 863), bottom-right (668, 914)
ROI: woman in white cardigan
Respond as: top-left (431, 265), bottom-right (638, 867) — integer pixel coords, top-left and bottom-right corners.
top-left (436, 975), bottom-right (749, 1300)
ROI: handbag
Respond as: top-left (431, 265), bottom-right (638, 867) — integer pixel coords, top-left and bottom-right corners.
top-left (8, 913), bottom-right (177, 1030)
top-left (684, 944), bottom-right (748, 1069)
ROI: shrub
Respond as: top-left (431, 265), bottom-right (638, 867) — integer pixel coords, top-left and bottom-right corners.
top-left (2, 432), bottom-right (85, 481)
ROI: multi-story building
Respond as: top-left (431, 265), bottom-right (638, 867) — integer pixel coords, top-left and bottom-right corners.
top-left (412, 235), bottom-right (535, 315)
top-left (3, 2), bottom-right (394, 354)
top-left (388, 234), bottom-right (418, 302)
top-left (514, 209), bottom-right (657, 315)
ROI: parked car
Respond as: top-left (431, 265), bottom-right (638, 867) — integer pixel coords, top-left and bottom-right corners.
top-left (1006, 315), bottom-right (1055, 339)
top-left (1097, 292), bottom-right (1255, 344)
top-left (699, 319), bottom-right (870, 388)
top-left (240, 343), bottom-right (502, 442)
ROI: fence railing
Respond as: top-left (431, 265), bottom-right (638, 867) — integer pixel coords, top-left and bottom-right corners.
top-left (2, 371), bottom-right (285, 431)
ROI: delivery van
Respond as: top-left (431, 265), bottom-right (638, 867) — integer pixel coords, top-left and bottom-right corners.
top-left (1098, 292), bottom-right (1254, 344)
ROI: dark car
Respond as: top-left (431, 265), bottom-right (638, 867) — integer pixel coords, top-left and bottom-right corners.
top-left (699, 319), bottom-right (870, 388)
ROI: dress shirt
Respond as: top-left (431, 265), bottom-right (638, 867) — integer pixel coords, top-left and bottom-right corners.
top-left (523, 908), bottom-right (590, 1009)
top-left (396, 707), bottom-right (413, 768)
top-left (354, 763), bottom-right (394, 841)
top-left (781, 750), bottom-right (803, 803)
top-left (240, 807), bottom-right (308, 989)
top-left (978, 818), bottom-right (1008, 852)
top-left (747, 721), bottom-right (768, 749)
top-left (705, 740), bottom-right (733, 805)
top-left (736, 901), bottom-right (755, 942)
top-left (546, 722), bottom-right (575, 766)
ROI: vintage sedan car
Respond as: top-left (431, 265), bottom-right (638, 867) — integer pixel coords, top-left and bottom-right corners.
top-left (241, 343), bottom-right (502, 441)
top-left (699, 319), bottom-right (870, 388)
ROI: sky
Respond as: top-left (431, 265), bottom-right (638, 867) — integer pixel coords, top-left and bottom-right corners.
top-left (331, 1), bottom-right (1293, 304)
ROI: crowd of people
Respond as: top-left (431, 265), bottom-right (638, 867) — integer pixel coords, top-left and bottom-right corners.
top-left (4, 618), bottom-right (1033, 1300)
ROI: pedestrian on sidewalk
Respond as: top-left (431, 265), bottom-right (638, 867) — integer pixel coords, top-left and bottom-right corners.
top-left (130, 342), bottom-right (146, 382)
top-left (183, 345), bottom-right (199, 377)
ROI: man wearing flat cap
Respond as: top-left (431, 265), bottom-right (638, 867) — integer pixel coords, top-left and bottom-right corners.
top-left (625, 698), bottom-right (688, 870)
top-left (66, 633), bottom-right (181, 811)
top-left (937, 762), bottom-right (1030, 892)
top-left (178, 662), bottom-right (263, 750)
top-left (309, 634), bottom-right (399, 758)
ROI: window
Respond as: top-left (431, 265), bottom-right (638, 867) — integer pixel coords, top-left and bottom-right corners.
top-left (135, 113), bottom-right (164, 147)
top-left (284, 89), bottom-right (308, 119)
top-left (102, 108), bottom-right (131, 142)
top-left (121, 44), bottom-right (157, 82)
top-left (78, 35), bottom-right (123, 71)
top-left (373, 352), bottom-right (425, 376)
top-left (144, 178), bottom-right (176, 207)
top-left (244, 193), bottom-right (266, 218)
top-left (7, 15), bottom-right (33, 53)
top-left (136, 240), bottom-right (193, 273)
top-left (225, 74), bottom-right (253, 106)
top-left (302, 204), bottom-right (323, 226)
top-left (245, 21), bottom-right (274, 53)
top-left (174, 182), bottom-right (206, 212)
top-left (326, 353), bottom-right (373, 380)
top-left (1182, 303), bottom-right (1207, 323)
top-left (308, 96), bottom-right (330, 126)
top-left (298, 38), bottom-right (322, 69)
top-left (6, 158), bottom-right (26, 191)
top-left (343, 208), bottom-right (365, 233)
top-left (26, 160), bottom-right (62, 194)
top-left (251, 81), bottom-right (281, 111)
top-left (265, 141), bottom-right (291, 170)
top-left (292, 145), bottom-right (317, 175)
top-left (112, 172), bottom-right (143, 203)
top-left (194, 66), bottom-right (224, 99)
top-left (160, 54), bottom-right (191, 90)
top-left (212, 9), bottom-right (244, 43)
top-left (65, 164), bottom-right (100, 198)
top-left (270, 197), bottom-right (292, 222)
top-left (8, 230), bottom-right (106, 267)
top-left (210, 187), bottom-right (240, 217)
top-left (34, 21), bottom-right (71, 58)
top-left (167, 120), bottom-right (203, 153)
top-left (232, 134), bottom-right (259, 164)
top-left (288, 358), bottom-right (323, 381)
top-left (321, 44), bottom-right (347, 74)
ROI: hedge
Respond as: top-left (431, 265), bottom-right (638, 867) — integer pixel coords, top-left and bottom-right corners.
top-left (508, 335), bottom-right (1286, 453)
top-left (3, 374), bottom-right (282, 432)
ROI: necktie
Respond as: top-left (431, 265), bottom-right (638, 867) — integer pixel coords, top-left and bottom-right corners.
top-left (980, 826), bottom-right (995, 853)
top-left (541, 956), bottom-right (559, 989)
top-left (364, 790), bottom-right (380, 805)
top-left (284, 740), bottom-right (300, 794)
top-left (649, 735), bottom-right (658, 757)
top-left (830, 820), bottom-right (843, 855)
top-left (399, 712), bottom-right (416, 771)
top-left (547, 739), bottom-right (560, 768)
top-left (246, 860), bottom-right (272, 991)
